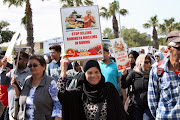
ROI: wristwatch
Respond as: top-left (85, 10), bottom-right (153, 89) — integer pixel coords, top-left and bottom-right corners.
top-left (15, 97), bottom-right (19, 101)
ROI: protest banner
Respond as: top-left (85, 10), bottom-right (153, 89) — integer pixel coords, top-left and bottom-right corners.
top-left (60, 5), bottom-right (103, 60)
top-left (159, 45), bottom-right (168, 57)
top-left (110, 37), bottom-right (130, 72)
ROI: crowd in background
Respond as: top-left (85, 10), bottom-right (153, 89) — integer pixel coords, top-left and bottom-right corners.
top-left (0, 31), bottom-right (179, 120)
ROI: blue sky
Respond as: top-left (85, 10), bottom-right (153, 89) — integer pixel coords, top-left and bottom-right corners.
top-left (0, 0), bottom-right (180, 44)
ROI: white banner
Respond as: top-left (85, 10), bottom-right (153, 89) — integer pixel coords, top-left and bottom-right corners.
top-left (61, 5), bottom-right (103, 61)
top-left (110, 38), bottom-right (130, 72)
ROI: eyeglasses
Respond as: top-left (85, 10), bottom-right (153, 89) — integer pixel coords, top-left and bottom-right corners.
top-left (155, 55), bottom-right (159, 57)
top-left (14, 57), bottom-right (23, 60)
top-left (144, 61), bottom-right (151, 64)
top-left (28, 63), bottom-right (40, 68)
top-left (171, 46), bottom-right (180, 50)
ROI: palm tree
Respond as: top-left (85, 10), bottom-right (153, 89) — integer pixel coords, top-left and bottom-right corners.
top-left (100, 1), bottom-right (128, 38)
top-left (61, 0), bottom-right (93, 7)
top-left (159, 17), bottom-right (180, 35)
top-left (3, 0), bottom-right (41, 54)
top-left (143, 15), bottom-right (159, 49)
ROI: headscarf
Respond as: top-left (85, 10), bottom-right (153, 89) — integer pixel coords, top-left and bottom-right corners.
top-left (154, 52), bottom-right (164, 62)
top-left (77, 60), bottom-right (107, 104)
top-left (133, 54), bottom-right (152, 78)
top-left (128, 50), bottom-right (139, 69)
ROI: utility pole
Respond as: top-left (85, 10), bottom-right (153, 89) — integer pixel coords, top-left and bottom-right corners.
top-left (118, 0), bottom-right (121, 37)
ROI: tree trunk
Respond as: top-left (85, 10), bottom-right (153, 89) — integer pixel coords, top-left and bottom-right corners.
top-left (26, 0), bottom-right (34, 54)
top-left (113, 15), bottom-right (119, 38)
top-left (152, 27), bottom-right (159, 49)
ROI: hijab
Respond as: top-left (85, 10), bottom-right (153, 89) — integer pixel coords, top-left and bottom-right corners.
top-left (154, 52), bottom-right (164, 62)
top-left (128, 50), bottom-right (139, 69)
top-left (78, 60), bottom-right (107, 104)
top-left (133, 54), bottom-right (152, 78)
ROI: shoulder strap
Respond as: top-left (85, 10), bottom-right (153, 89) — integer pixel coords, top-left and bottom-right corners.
top-left (128, 71), bottom-right (135, 95)
top-left (157, 60), bottom-right (164, 78)
top-left (156, 60), bottom-right (164, 100)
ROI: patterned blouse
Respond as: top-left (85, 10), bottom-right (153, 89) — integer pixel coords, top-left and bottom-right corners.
top-left (58, 78), bottom-right (107, 120)
top-left (26, 80), bottom-right (62, 119)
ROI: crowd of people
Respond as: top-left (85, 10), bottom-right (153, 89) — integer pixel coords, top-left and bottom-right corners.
top-left (0, 31), bottom-right (179, 120)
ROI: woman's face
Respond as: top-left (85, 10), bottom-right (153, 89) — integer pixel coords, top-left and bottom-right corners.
top-left (85, 67), bottom-right (101, 85)
top-left (155, 55), bottom-right (160, 62)
top-left (128, 54), bottom-right (135, 63)
top-left (144, 58), bottom-right (151, 71)
top-left (28, 59), bottom-right (45, 76)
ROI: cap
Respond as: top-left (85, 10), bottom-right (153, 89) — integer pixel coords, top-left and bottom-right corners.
top-left (166, 31), bottom-right (180, 44)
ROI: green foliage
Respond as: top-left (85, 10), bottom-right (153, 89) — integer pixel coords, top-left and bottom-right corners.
top-left (3, 0), bottom-right (26, 7)
top-left (0, 21), bottom-right (15, 43)
top-left (159, 17), bottom-right (180, 35)
top-left (102, 27), bottom-right (152, 47)
top-left (158, 37), bottom-right (166, 45)
top-left (121, 28), bottom-right (152, 47)
top-left (100, 1), bottom-right (128, 38)
top-left (61, 0), bottom-right (93, 7)
top-left (102, 28), bottom-right (114, 39)
top-left (0, 46), bottom-right (8, 51)
top-left (143, 15), bottom-right (159, 29)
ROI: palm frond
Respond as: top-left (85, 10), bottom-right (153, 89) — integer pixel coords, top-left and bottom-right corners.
top-left (119, 9), bottom-right (128, 16)
top-left (84, 0), bottom-right (93, 6)
top-left (109, 1), bottom-right (119, 16)
top-left (100, 7), bottom-right (110, 19)
top-left (143, 23), bottom-right (151, 28)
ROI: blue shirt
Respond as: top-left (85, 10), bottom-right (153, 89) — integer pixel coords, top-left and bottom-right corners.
top-left (99, 60), bottom-right (121, 93)
top-left (48, 59), bottom-right (72, 82)
top-left (148, 54), bottom-right (180, 119)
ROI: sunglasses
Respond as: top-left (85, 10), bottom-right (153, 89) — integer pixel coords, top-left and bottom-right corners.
top-left (171, 46), bottom-right (180, 50)
top-left (28, 63), bottom-right (40, 68)
top-left (155, 55), bottom-right (159, 57)
top-left (14, 57), bottom-right (23, 60)
top-left (144, 61), bottom-right (151, 64)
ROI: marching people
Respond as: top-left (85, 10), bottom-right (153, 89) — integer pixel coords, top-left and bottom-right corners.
top-left (11, 55), bottom-right (62, 120)
top-left (148, 31), bottom-right (180, 119)
top-left (57, 56), bottom-right (126, 120)
top-left (98, 47), bottom-right (123, 98)
top-left (121, 50), bottom-right (139, 105)
top-left (121, 54), bottom-right (154, 120)
top-left (0, 51), bottom-right (31, 120)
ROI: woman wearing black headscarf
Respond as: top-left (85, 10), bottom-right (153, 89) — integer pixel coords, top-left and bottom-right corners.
top-left (128, 50), bottom-right (139, 69)
top-left (122, 55), bottom-right (154, 120)
top-left (57, 56), bottom-right (126, 120)
top-left (121, 51), bottom-right (139, 104)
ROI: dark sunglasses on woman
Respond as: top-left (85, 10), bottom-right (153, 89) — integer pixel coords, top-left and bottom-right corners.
top-left (144, 61), bottom-right (151, 64)
top-left (28, 63), bottom-right (40, 68)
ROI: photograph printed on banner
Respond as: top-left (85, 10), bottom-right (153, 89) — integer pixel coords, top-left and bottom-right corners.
top-left (110, 38), bottom-right (130, 72)
top-left (61, 6), bottom-right (103, 61)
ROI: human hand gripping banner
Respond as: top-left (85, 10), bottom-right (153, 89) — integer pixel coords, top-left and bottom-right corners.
top-left (60, 5), bottom-right (103, 61)
top-left (110, 37), bottom-right (130, 72)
